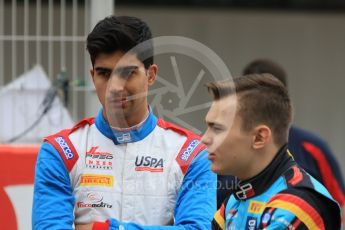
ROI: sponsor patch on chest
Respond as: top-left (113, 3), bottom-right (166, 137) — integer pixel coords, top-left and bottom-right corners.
top-left (77, 191), bottom-right (112, 209)
top-left (248, 200), bottom-right (266, 214)
top-left (85, 146), bottom-right (113, 170)
top-left (80, 174), bottom-right (113, 187)
top-left (245, 216), bottom-right (257, 230)
top-left (135, 155), bottom-right (164, 172)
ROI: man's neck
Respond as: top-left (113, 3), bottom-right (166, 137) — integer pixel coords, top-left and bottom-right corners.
top-left (113, 109), bottom-right (150, 131)
top-left (103, 105), bottom-right (150, 129)
top-left (238, 145), bottom-right (279, 181)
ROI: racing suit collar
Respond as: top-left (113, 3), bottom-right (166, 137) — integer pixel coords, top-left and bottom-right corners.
top-left (95, 107), bottom-right (157, 145)
top-left (234, 145), bottom-right (295, 200)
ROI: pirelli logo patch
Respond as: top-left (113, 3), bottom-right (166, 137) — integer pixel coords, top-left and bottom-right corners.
top-left (248, 200), bottom-right (266, 214)
top-left (80, 174), bottom-right (113, 187)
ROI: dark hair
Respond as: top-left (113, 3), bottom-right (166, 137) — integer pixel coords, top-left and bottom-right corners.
top-left (206, 74), bottom-right (292, 146)
top-left (86, 15), bottom-right (153, 69)
top-left (242, 59), bottom-right (287, 87)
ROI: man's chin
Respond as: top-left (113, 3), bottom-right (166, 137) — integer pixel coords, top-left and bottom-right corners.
top-left (212, 164), bottom-right (235, 176)
top-left (105, 107), bottom-right (131, 124)
top-left (211, 164), bottom-right (225, 175)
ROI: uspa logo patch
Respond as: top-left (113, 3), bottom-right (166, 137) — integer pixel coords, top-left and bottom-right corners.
top-left (135, 155), bottom-right (164, 172)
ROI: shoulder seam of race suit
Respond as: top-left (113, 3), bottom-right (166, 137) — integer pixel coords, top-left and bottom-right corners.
top-left (44, 117), bottom-right (95, 172)
top-left (70, 117), bottom-right (95, 133)
top-left (302, 141), bottom-right (345, 205)
top-left (265, 192), bottom-right (325, 229)
top-left (157, 118), bottom-right (206, 174)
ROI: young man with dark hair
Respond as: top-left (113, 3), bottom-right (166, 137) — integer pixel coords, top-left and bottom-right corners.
top-left (203, 74), bottom-right (340, 229)
top-left (32, 16), bottom-right (216, 230)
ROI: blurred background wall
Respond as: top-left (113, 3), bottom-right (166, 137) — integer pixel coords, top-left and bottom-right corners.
top-left (117, 7), bottom-right (345, 172)
top-left (0, 1), bottom-right (344, 175)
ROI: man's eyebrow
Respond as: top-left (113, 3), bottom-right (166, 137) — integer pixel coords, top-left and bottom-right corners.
top-left (94, 67), bottom-right (112, 72)
top-left (205, 121), bottom-right (216, 127)
top-left (206, 121), bottom-right (226, 128)
top-left (114, 65), bottom-right (139, 72)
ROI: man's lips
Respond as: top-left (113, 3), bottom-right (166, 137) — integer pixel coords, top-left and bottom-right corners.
top-left (208, 152), bottom-right (216, 161)
top-left (108, 98), bottom-right (129, 107)
top-left (108, 97), bottom-right (128, 103)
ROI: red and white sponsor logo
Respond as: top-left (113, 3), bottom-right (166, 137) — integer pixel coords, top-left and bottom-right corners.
top-left (86, 192), bottom-right (103, 203)
top-left (77, 201), bottom-right (112, 208)
top-left (77, 192), bottom-right (112, 208)
top-left (85, 146), bottom-right (113, 170)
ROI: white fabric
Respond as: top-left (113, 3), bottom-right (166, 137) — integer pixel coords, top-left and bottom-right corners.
top-left (0, 65), bottom-right (74, 143)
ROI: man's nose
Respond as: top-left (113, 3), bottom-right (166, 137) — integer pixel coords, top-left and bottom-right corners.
top-left (201, 131), bottom-right (211, 146)
top-left (108, 75), bottom-right (126, 92)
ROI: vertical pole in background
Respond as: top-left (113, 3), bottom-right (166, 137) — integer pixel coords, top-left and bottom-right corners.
top-left (35, 0), bottom-right (42, 117)
top-left (84, 0), bottom-right (114, 118)
top-left (83, 0), bottom-right (91, 119)
top-left (48, 0), bottom-right (53, 80)
top-left (84, 0), bottom-right (90, 86)
top-left (24, 0), bottom-right (29, 72)
top-left (11, 0), bottom-right (17, 135)
top-left (72, 0), bottom-right (78, 120)
top-left (60, 0), bottom-right (66, 70)
top-left (23, 0), bottom-right (29, 135)
top-left (11, 0), bottom-right (17, 81)
top-left (0, 0), bottom-right (4, 87)
top-left (72, 0), bottom-right (77, 83)
top-left (84, 0), bottom-right (90, 82)
top-left (36, 0), bottom-right (41, 65)
top-left (90, 0), bottom-right (114, 28)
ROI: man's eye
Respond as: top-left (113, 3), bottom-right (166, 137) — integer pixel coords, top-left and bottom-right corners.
top-left (99, 71), bottom-right (111, 78)
top-left (112, 67), bottom-right (138, 79)
top-left (119, 69), bottom-right (136, 79)
top-left (212, 127), bottom-right (223, 133)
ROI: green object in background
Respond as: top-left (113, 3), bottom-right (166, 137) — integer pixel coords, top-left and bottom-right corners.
top-left (74, 77), bottom-right (86, 87)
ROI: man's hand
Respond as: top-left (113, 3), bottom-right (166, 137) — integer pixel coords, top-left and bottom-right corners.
top-left (75, 223), bottom-right (94, 230)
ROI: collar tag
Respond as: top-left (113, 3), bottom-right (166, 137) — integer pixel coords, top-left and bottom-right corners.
top-left (115, 132), bottom-right (132, 144)
top-left (235, 183), bottom-right (255, 200)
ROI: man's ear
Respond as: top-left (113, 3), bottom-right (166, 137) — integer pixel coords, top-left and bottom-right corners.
top-left (252, 125), bottom-right (271, 149)
top-left (90, 68), bottom-right (95, 83)
top-left (147, 64), bottom-right (158, 86)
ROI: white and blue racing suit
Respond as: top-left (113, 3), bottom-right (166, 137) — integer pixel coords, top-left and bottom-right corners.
top-left (32, 109), bottom-right (216, 230)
